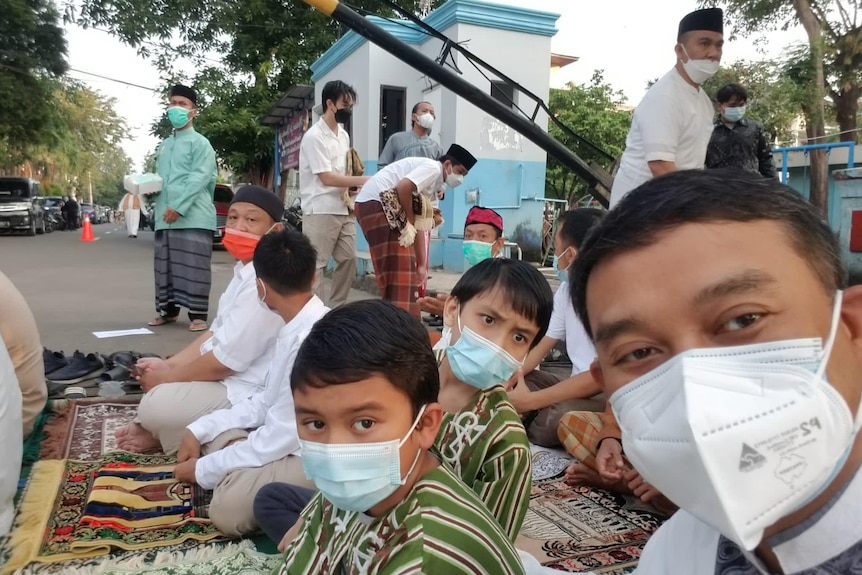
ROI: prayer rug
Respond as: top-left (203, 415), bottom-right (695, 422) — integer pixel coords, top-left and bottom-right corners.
top-left (40, 399), bottom-right (140, 460)
top-left (3, 452), bottom-right (223, 573)
top-left (516, 478), bottom-right (668, 574)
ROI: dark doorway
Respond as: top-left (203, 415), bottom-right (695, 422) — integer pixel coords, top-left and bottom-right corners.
top-left (380, 86), bottom-right (407, 154)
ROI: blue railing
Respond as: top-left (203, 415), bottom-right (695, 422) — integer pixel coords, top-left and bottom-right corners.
top-left (773, 142), bottom-right (856, 184)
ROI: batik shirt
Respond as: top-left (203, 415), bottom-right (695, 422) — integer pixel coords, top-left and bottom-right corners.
top-left (433, 357), bottom-right (532, 541)
top-left (278, 464), bottom-right (526, 575)
top-left (705, 117), bottom-right (776, 179)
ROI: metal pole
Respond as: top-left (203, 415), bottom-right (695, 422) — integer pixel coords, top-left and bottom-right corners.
top-left (301, 0), bottom-right (612, 207)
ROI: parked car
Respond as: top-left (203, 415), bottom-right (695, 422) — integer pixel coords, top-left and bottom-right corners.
top-left (212, 184), bottom-right (234, 246)
top-left (0, 177), bottom-right (48, 236)
top-left (80, 203), bottom-right (98, 224)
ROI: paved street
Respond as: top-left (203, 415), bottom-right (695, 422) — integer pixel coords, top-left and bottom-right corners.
top-left (0, 224), bottom-right (372, 359)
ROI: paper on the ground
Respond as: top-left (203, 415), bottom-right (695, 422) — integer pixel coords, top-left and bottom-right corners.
top-left (92, 328), bottom-right (154, 339)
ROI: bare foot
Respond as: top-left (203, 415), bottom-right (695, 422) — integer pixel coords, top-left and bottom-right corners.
top-left (115, 423), bottom-right (160, 453)
top-left (564, 462), bottom-right (631, 493)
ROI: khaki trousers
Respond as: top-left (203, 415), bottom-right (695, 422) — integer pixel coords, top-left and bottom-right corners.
top-left (303, 213), bottom-right (356, 307)
top-left (136, 381), bottom-right (232, 455)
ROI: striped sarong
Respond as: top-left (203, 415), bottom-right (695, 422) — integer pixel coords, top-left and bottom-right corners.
top-left (154, 229), bottom-right (212, 318)
top-left (355, 200), bottom-right (419, 317)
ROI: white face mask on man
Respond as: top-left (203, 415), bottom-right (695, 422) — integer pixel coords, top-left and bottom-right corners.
top-left (679, 44), bottom-right (720, 84)
top-left (610, 291), bottom-right (862, 550)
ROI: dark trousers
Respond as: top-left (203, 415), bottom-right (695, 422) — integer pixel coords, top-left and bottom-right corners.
top-left (253, 482), bottom-right (316, 544)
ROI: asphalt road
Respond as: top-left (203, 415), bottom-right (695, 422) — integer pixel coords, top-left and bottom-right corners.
top-left (0, 222), bottom-right (374, 360)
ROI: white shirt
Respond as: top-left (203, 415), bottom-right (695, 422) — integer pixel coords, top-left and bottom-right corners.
top-left (0, 334), bottom-right (22, 536)
top-left (299, 118), bottom-right (351, 215)
top-left (354, 157), bottom-right (444, 204)
top-left (199, 261), bottom-right (284, 404)
top-left (189, 296), bottom-right (329, 489)
top-left (609, 67), bottom-right (715, 208)
top-left (635, 466), bottom-right (862, 574)
top-left (546, 281), bottom-right (595, 375)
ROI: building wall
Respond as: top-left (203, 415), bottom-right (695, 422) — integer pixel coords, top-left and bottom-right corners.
top-left (308, 0), bottom-right (560, 271)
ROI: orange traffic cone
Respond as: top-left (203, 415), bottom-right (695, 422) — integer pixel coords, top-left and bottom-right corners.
top-left (81, 216), bottom-right (95, 242)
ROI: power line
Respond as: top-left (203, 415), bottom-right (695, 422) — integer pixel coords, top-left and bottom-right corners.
top-left (67, 67), bottom-right (157, 91)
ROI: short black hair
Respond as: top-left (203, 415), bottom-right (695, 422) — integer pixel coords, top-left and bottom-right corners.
top-left (716, 83), bottom-right (748, 104)
top-left (321, 80), bottom-right (357, 109)
top-left (556, 208), bottom-right (604, 250)
top-left (450, 258), bottom-right (554, 347)
top-left (252, 229), bottom-right (317, 296)
top-left (439, 154), bottom-right (464, 169)
top-left (571, 169), bottom-right (845, 339)
top-left (291, 300), bottom-right (438, 416)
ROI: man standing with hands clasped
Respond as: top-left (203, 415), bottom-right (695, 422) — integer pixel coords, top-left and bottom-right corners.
top-left (149, 84), bottom-right (218, 332)
top-left (609, 8), bottom-right (724, 208)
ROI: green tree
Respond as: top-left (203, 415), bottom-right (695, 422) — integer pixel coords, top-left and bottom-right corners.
top-left (546, 71), bottom-right (632, 206)
top-left (702, 59), bottom-right (803, 144)
top-left (703, 0), bottom-right (854, 216)
top-left (0, 0), bottom-right (68, 166)
top-left (64, 0), bottom-right (447, 183)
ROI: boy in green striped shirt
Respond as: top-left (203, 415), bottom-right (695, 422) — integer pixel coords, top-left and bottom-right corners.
top-left (277, 300), bottom-right (525, 575)
top-left (434, 259), bottom-right (554, 540)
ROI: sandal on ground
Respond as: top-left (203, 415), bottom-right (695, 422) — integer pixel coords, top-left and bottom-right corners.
top-left (188, 319), bottom-right (209, 332)
top-left (148, 315), bottom-right (179, 327)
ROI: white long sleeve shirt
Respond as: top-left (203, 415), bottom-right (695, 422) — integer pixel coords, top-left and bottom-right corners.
top-left (199, 261), bottom-right (284, 404)
top-left (189, 296), bottom-right (329, 489)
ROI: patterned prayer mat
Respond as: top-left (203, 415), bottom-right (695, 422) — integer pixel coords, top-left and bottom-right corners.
top-left (3, 452), bottom-right (224, 573)
top-left (40, 399), bottom-right (141, 460)
top-left (517, 477), bottom-right (668, 574)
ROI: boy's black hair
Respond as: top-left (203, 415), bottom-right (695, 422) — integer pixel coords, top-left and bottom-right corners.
top-left (253, 229), bottom-right (317, 296)
top-left (321, 80), bottom-right (357, 109)
top-left (556, 208), bottom-right (605, 250)
top-left (450, 258), bottom-right (554, 348)
top-left (291, 300), bottom-right (439, 416)
top-left (571, 169), bottom-right (845, 339)
top-left (716, 83), bottom-right (748, 104)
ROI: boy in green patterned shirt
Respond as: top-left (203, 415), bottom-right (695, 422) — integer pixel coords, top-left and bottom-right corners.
top-left (278, 300), bottom-right (525, 575)
top-left (434, 258), bottom-right (554, 541)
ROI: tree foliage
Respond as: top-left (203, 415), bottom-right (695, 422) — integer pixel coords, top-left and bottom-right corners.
top-left (64, 0), bottom-right (447, 183)
top-left (702, 59), bottom-right (803, 144)
top-left (546, 71), bottom-right (632, 206)
top-left (0, 0), bottom-right (68, 163)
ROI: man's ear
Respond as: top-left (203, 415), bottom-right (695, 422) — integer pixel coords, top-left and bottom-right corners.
top-left (840, 286), bottom-right (862, 347)
top-left (443, 295), bottom-right (459, 329)
top-left (493, 236), bottom-right (505, 256)
top-left (589, 359), bottom-right (607, 394)
top-left (416, 403), bottom-right (444, 448)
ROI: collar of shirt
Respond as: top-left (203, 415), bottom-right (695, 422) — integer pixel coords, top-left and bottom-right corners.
top-left (670, 66), bottom-right (706, 94)
top-left (715, 117), bottom-right (749, 128)
top-left (318, 117), bottom-right (344, 139)
top-left (174, 125), bottom-right (197, 138)
top-left (234, 260), bottom-right (257, 282)
top-left (282, 295), bottom-right (327, 335)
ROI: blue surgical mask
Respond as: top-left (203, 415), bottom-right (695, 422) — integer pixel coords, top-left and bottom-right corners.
top-left (447, 308), bottom-right (524, 389)
top-left (299, 406), bottom-right (426, 513)
top-left (166, 106), bottom-right (191, 129)
top-left (552, 247), bottom-right (572, 283)
top-left (723, 106), bottom-right (746, 123)
top-left (463, 240), bottom-right (493, 266)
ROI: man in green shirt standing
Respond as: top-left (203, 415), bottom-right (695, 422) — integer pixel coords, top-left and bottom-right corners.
top-left (149, 84), bottom-right (218, 332)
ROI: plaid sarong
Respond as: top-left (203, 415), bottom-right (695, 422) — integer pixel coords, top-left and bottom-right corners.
top-left (557, 410), bottom-right (605, 469)
top-left (356, 200), bottom-right (419, 317)
top-left (154, 228), bottom-right (212, 316)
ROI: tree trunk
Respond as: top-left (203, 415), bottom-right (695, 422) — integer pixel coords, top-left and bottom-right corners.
top-left (792, 0), bottom-right (830, 216)
top-left (833, 85), bottom-right (861, 143)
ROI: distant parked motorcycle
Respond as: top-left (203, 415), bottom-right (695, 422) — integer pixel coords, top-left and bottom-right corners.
top-left (283, 199), bottom-right (302, 232)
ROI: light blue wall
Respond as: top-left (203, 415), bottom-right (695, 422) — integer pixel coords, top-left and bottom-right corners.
top-left (784, 167), bottom-right (844, 229)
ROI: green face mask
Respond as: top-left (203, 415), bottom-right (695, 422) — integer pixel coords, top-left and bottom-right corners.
top-left (167, 106), bottom-right (191, 129)
top-left (463, 240), bottom-right (493, 266)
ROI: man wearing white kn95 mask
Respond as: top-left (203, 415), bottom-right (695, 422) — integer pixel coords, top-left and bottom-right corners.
top-left (571, 168), bottom-right (862, 574)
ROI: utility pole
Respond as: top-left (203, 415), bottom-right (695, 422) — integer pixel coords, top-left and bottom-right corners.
top-left (88, 171), bottom-right (93, 205)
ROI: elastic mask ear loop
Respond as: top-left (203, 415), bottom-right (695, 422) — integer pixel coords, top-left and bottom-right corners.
top-left (398, 404), bottom-right (428, 484)
top-left (815, 290), bottom-right (844, 382)
top-left (265, 222), bottom-right (278, 235)
top-left (257, 279), bottom-right (268, 305)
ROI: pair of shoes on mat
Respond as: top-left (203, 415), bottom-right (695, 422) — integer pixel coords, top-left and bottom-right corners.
top-left (47, 351), bottom-right (106, 384)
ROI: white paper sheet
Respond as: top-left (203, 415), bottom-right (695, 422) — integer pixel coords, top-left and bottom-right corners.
top-left (92, 328), bottom-right (154, 339)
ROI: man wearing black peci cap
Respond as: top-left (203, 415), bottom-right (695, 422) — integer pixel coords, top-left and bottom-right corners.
top-left (150, 84), bottom-right (219, 332)
top-left (610, 8), bottom-right (724, 208)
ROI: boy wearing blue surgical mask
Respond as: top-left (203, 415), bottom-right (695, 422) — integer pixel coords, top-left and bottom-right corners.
top-left (435, 258), bottom-right (554, 540)
top-left (278, 300), bottom-right (525, 575)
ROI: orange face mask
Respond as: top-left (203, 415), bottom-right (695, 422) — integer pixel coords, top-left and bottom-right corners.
top-left (222, 228), bottom-right (261, 261)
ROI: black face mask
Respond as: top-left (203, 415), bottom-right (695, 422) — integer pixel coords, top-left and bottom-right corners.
top-left (334, 108), bottom-right (352, 124)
